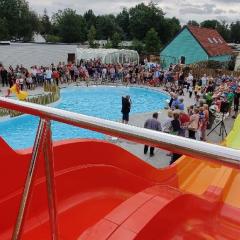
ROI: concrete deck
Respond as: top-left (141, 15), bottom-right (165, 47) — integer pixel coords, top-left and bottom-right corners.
top-left (107, 87), bottom-right (235, 168)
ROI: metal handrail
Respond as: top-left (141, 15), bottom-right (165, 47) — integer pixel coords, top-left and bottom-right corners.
top-left (0, 97), bottom-right (240, 165)
top-left (0, 96), bottom-right (240, 240)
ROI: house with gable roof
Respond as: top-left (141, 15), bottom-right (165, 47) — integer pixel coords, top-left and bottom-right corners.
top-left (160, 25), bottom-right (233, 68)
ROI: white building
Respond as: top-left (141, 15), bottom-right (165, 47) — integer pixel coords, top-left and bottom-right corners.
top-left (76, 48), bottom-right (139, 64)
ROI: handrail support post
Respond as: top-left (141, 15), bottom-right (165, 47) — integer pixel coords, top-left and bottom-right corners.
top-left (44, 120), bottom-right (59, 240)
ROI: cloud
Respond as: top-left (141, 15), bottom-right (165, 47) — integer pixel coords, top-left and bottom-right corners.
top-left (179, 3), bottom-right (216, 15)
top-left (29, 0), bottom-right (146, 15)
top-left (27, 0), bottom-right (239, 23)
top-left (214, 9), bottom-right (226, 14)
top-left (213, 0), bottom-right (240, 2)
top-left (229, 9), bottom-right (239, 14)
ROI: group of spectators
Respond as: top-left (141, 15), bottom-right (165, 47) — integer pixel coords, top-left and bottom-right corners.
top-left (1, 60), bottom-right (240, 162)
top-left (143, 70), bottom-right (239, 164)
top-left (161, 70), bottom-right (240, 141)
top-left (0, 60), bottom-right (176, 91)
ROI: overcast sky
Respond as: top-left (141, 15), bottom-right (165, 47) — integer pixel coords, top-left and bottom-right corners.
top-left (28, 0), bottom-right (240, 24)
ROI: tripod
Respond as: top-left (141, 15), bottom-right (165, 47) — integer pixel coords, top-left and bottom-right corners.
top-left (207, 112), bottom-right (227, 140)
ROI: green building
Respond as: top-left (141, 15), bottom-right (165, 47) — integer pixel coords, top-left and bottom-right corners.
top-left (160, 25), bottom-right (233, 68)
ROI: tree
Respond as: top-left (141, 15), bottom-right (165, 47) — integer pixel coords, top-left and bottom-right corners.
top-left (111, 32), bottom-right (121, 48)
top-left (0, 18), bottom-right (9, 40)
top-left (129, 2), bottom-right (164, 40)
top-left (131, 38), bottom-right (144, 54)
top-left (40, 9), bottom-right (52, 36)
top-left (161, 17), bottom-right (181, 44)
top-left (53, 9), bottom-right (87, 43)
top-left (188, 20), bottom-right (199, 26)
top-left (46, 34), bottom-right (61, 43)
top-left (0, 0), bottom-right (39, 41)
top-left (230, 21), bottom-right (240, 43)
top-left (18, 9), bottom-right (40, 41)
top-left (88, 25), bottom-right (96, 48)
top-left (95, 14), bottom-right (118, 40)
top-left (116, 8), bottom-right (130, 40)
top-left (200, 20), bottom-right (220, 29)
top-left (105, 41), bottom-right (112, 48)
top-left (217, 21), bottom-right (230, 42)
top-left (84, 10), bottom-right (96, 29)
top-left (144, 28), bottom-right (161, 53)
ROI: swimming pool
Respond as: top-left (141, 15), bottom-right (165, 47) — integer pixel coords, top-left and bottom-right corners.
top-left (0, 86), bottom-right (169, 149)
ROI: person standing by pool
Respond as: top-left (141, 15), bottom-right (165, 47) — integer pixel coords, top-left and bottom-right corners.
top-left (45, 67), bottom-right (52, 84)
top-left (144, 112), bottom-right (162, 157)
top-left (121, 95), bottom-right (131, 124)
top-left (0, 66), bottom-right (8, 87)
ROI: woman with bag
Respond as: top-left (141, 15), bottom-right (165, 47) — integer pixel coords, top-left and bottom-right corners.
top-left (188, 108), bottom-right (199, 139)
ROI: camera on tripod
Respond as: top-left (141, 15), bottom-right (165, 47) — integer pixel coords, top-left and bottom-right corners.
top-left (207, 98), bottom-right (229, 140)
top-left (220, 100), bottom-right (229, 114)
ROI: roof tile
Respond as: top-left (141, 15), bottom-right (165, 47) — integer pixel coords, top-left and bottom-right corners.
top-left (187, 25), bottom-right (233, 57)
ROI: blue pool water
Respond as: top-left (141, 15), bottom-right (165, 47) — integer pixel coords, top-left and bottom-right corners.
top-left (0, 86), bottom-right (169, 149)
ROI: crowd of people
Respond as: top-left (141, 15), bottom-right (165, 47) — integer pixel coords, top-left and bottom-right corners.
top-left (114, 62), bottom-right (239, 163)
top-left (1, 61), bottom-right (239, 146)
top-left (139, 68), bottom-right (240, 163)
top-left (161, 70), bottom-right (240, 139)
top-left (0, 60), bottom-right (175, 91)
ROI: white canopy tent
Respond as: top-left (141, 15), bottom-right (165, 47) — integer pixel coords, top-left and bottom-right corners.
top-left (76, 48), bottom-right (139, 65)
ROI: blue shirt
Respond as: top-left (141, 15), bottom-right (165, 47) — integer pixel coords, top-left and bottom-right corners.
top-left (178, 103), bottom-right (184, 111)
top-left (171, 99), bottom-right (180, 109)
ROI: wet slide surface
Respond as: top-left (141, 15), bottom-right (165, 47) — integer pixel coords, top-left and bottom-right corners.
top-left (0, 138), bottom-right (240, 239)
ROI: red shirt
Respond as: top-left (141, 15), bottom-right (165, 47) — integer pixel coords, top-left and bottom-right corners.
top-left (52, 71), bottom-right (60, 79)
top-left (180, 113), bottom-right (190, 125)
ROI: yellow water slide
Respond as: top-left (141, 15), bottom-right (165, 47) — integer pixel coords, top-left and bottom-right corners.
top-left (10, 84), bottom-right (28, 101)
top-left (224, 115), bottom-right (240, 149)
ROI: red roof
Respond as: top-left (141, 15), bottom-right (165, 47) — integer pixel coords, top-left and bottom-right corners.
top-left (187, 25), bottom-right (233, 57)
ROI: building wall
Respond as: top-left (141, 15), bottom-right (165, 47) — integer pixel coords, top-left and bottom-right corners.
top-left (209, 55), bottom-right (231, 62)
top-left (0, 43), bottom-right (78, 68)
top-left (160, 28), bottom-right (208, 68)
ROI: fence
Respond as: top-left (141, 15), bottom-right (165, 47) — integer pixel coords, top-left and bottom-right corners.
top-left (191, 68), bottom-right (240, 79)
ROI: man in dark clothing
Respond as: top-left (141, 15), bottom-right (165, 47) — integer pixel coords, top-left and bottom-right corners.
top-left (121, 95), bottom-right (131, 124)
top-left (170, 112), bottom-right (182, 165)
top-left (1, 67), bottom-right (8, 87)
top-left (144, 112), bottom-right (162, 157)
top-left (232, 89), bottom-right (240, 119)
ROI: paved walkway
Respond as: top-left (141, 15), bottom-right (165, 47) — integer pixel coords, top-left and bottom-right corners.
top-left (107, 87), bottom-right (235, 168)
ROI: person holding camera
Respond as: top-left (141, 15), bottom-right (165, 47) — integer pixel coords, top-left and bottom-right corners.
top-left (121, 95), bottom-right (131, 124)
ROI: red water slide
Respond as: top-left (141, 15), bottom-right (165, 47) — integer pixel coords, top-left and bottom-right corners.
top-left (1, 138), bottom-right (240, 240)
